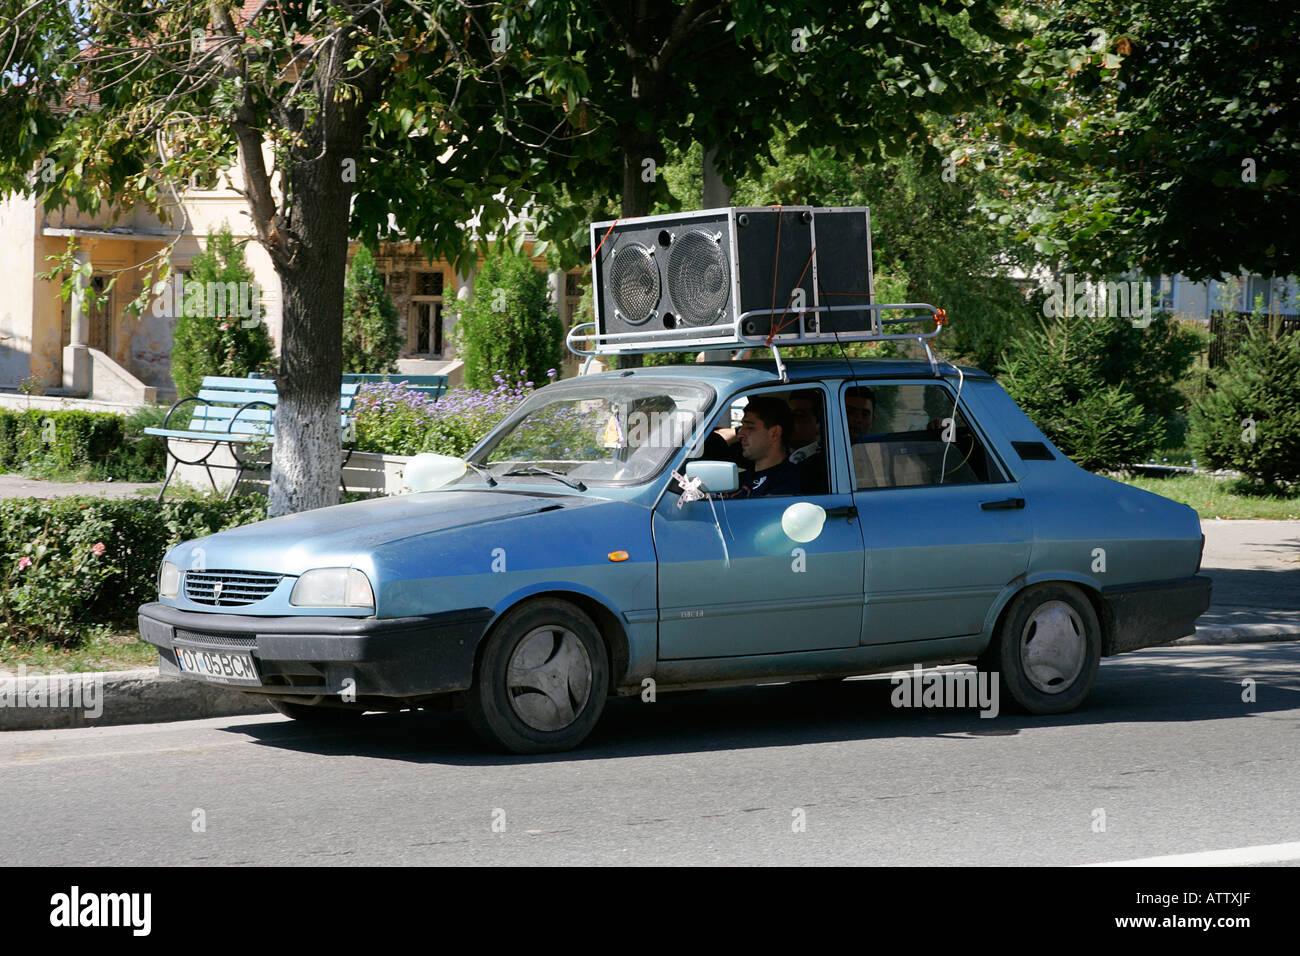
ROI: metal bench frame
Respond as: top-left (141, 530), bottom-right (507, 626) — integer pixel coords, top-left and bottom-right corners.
top-left (146, 377), bottom-right (359, 501)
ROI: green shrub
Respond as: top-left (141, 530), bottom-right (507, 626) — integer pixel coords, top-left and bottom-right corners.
top-left (1188, 319), bottom-right (1300, 486)
top-left (0, 495), bottom-right (268, 644)
top-left (107, 405), bottom-right (169, 481)
top-left (0, 407), bottom-right (167, 481)
top-left (999, 311), bottom-right (1200, 471)
top-left (455, 249), bottom-right (563, 390)
top-left (170, 226), bottom-right (274, 398)
top-left (1093, 312), bottom-right (1207, 420)
top-left (0, 410), bottom-right (121, 474)
top-left (342, 245), bottom-right (402, 374)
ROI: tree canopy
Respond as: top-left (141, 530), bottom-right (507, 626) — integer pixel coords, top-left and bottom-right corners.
top-left (513, 0), bottom-right (1033, 263)
top-left (966, 0), bottom-right (1299, 280)
top-left (1, 1), bottom-right (1295, 512)
top-left (0, 0), bottom-right (552, 513)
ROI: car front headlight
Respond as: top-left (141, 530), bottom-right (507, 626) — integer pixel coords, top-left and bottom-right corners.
top-left (159, 561), bottom-right (181, 599)
top-left (290, 568), bottom-right (374, 608)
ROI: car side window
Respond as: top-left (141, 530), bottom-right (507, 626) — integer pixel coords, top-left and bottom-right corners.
top-left (845, 383), bottom-right (1002, 489)
top-left (691, 387), bottom-right (831, 497)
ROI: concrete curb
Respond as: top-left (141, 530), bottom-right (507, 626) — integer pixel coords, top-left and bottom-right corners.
top-left (1174, 622), bottom-right (1300, 647)
top-left (3, 620), bottom-right (1298, 731)
top-left (0, 668), bottom-right (273, 731)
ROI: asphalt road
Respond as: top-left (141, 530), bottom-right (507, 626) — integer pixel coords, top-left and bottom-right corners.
top-left (3, 643), bottom-right (1297, 866)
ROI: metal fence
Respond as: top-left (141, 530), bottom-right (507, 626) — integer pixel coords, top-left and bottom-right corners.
top-left (1206, 311), bottom-right (1300, 369)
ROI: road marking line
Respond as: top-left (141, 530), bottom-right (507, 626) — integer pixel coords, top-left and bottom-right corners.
top-left (1082, 840), bottom-right (1300, 866)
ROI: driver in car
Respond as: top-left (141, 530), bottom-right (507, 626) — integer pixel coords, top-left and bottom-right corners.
top-left (723, 395), bottom-right (804, 498)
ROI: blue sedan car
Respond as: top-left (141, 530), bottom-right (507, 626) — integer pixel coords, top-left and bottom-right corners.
top-left (139, 358), bottom-right (1211, 752)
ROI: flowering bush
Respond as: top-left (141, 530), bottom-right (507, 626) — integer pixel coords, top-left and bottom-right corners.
top-left (1, 516), bottom-right (119, 643)
top-left (0, 496), bottom-right (267, 645)
top-left (352, 371), bottom-right (556, 458)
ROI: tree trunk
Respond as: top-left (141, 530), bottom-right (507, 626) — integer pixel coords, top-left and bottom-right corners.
top-left (270, 218), bottom-right (346, 515)
top-left (618, 57), bottom-right (664, 369)
top-left (702, 146), bottom-right (730, 207)
top-left (267, 94), bottom-right (378, 516)
top-left (620, 127), bottom-right (659, 219)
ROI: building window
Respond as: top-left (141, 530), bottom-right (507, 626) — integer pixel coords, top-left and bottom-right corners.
top-left (1210, 277), bottom-right (1243, 313)
top-left (415, 271), bottom-right (444, 298)
top-left (410, 271), bottom-right (445, 356)
top-left (1247, 276), bottom-right (1280, 314)
top-left (1155, 275), bottom-right (1175, 311)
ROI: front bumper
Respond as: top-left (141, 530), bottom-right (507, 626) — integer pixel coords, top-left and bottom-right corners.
top-left (138, 603), bottom-right (494, 699)
top-left (1100, 575), bottom-right (1212, 655)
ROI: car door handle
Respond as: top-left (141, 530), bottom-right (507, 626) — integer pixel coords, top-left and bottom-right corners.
top-left (824, 505), bottom-right (858, 519)
top-left (980, 497), bottom-right (1025, 511)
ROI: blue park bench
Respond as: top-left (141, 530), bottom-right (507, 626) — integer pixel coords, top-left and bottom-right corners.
top-left (341, 373), bottom-right (448, 398)
top-left (145, 376), bottom-right (359, 501)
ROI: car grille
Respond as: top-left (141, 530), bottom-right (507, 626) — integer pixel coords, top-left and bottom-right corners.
top-left (185, 570), bottom-right (284, 607)
top-left (173, 630), bottom-right (258, 649)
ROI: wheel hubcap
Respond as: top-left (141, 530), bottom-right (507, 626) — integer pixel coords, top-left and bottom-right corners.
top-left (1019, 601), bottom-right (1086, 694)
top-left (506, 626), bottom-right (593, 732)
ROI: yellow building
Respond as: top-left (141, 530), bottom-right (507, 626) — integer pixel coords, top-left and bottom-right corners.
top-left (0, 167), bottom-right (591, 404)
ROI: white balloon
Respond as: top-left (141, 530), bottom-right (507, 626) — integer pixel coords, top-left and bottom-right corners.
top-left (404, 453), bottom-right (468, 492)
top-left (781, 501), bottom-right (827, 543)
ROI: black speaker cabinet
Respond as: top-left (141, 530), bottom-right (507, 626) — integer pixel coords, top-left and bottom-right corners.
top-left (590, 206), bottom-right (874, 346)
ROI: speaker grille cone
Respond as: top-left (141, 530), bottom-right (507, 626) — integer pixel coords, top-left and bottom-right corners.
top-left (667, 230), bottom-right (729, 326)
top-left (609, 244), bottom-right (660, 325)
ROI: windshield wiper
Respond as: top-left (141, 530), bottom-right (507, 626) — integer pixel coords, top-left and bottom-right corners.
top-left (464, 460), bottom-right (498, 487)
top-left (502, 467), bottom-right (587, 491)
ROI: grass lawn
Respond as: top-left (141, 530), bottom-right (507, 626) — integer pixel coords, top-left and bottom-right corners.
top-left (1119, 474), bottom-right (1300, 520)
top-left (0, 630), bottom-right (157, 675)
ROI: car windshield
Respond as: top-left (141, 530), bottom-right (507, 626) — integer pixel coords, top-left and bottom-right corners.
top-left (470, 381), bottom-right (714, 486)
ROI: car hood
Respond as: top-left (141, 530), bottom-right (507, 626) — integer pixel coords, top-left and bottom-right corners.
top-left (168, 489), bottom-right (604, 575)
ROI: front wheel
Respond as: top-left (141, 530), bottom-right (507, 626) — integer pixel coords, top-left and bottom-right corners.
top-left (989, 583), bottom-right (1101, 715)
top-left (466, 599), bottom-right (609, 754)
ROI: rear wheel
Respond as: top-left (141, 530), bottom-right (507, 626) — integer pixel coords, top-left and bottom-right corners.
top-left (989, 583), bottom-right (1101, 714)
top-left (466, 598), bottom-right (609, 754)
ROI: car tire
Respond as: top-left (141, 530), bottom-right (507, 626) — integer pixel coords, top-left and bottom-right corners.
top-left (268, 698), bottom-right (365, 722)
top-left (466, 598), bottom-right (609, 754)
top-left (989, 583), bottom-right (1101, 715)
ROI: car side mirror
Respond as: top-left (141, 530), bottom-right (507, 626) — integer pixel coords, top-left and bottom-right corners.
top-left (684, 460), bottom-right (739, 494)
top-left (404, 453), bottom-right (468, 492)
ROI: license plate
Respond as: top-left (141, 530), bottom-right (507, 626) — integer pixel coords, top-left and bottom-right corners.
top-left (175, 646), bottom-right (261, 686)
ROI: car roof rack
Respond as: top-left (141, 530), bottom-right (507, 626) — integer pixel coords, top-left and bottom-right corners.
top-left (567, 302), bottom-right (948, 382)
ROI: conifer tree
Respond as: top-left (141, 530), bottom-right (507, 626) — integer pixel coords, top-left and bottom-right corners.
top-left (1189, 321), bottom-right (1300, 487)
top-left (170, 226), bottom-right (273, 398)
top-left (342, 246), bottom-right (401, 375)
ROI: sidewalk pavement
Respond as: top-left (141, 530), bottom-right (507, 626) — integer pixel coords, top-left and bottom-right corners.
top-left (1, 517), bottom-right (1296, 731)
top-left (0, 474), bottom-right (162, 500)
top-left (1175, 519), bottom-right (1300, 644)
